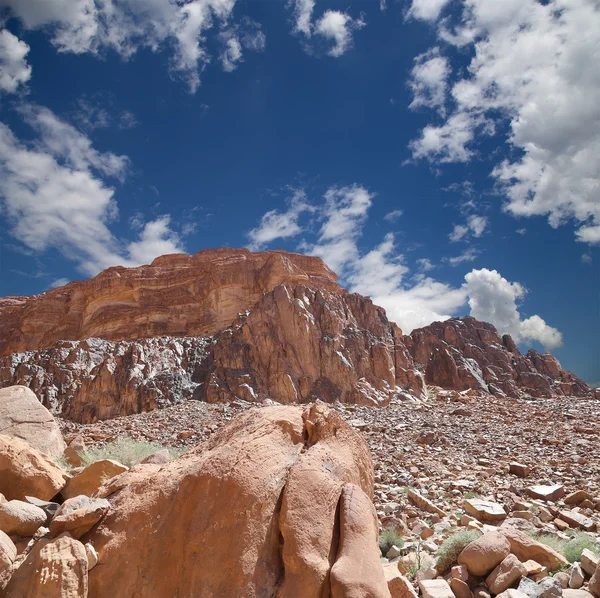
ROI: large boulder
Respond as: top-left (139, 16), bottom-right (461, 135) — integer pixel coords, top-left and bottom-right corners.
top-left (0, 501), bottom-right (46, 536)
top-left (1, 533), bottom-right (88, 597)
top-left (458, 532), bottom-right (512, 576)
top-left (498, 527), bottom-right (568, 571)
top-left (0, 386), bottom-right (65, 458)
top-left (85, 403), bottom-right (389, 598)
top-left (0, 435), bottom-right (66, 501)
top-left (62, 460), bottom-right (128, 499)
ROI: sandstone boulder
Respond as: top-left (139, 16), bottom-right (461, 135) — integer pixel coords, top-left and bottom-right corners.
top-left (1, 533), bottom-right (88, 597)
top-left (589, 564), bottom-right (600, 598)
top-left (486, 554), bottom-right (527, 595)
top-left (0, 435), bottom-right (66, 501)
top-left (464, 499), bottom-right (507, 523)
top-left (0, 501), bottom-right (46, 537)
top-left (85, 403), bottom-right (388, 598)
top-left (458, 532), bottom-right (512, 576)
top-left (383, 564), bottom-right (419, 598)
top-left (49, 496), bottom-right (110, 539)
top-left (62, 460), bottom-right (128, 499)
top-left (63, 435), bottom-right (86, 468)
top-left (0, 386), bottom-right (65, 459)
top-left (0, 531), bottom-right (16, 590)
top-left (498, 527), bottom-right (568, 571)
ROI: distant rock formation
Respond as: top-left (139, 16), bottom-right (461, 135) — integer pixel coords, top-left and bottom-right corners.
top-left (405, 317), bottom-right (590, 399)
top-left (0, 250), bottom-right (593, 423)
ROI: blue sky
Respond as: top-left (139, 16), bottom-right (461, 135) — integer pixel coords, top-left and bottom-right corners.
top-left (0, 0), bottom-right (598, 383)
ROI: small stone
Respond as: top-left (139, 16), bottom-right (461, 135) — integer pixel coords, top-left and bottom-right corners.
top-left (569, 563), bottom-right (584, 589)
top-left (85, 542), bottom-right (98, 571)
top-left (563, 591), bottom-right (594, 598)
top-left (419, 579), bottom-right (455, 598)
top-left (554, 518), bottom-right (570, 531)
top-left (581, 550), bottom-right (600, 577)
top-left (510, 463), bottom-right (530, 478)
top-left (407, 489), bottom-right (447, 518)
top-left (64, 435), bottom-right (86, 468)
top-left (565, 491), bottom-right (591, 506)
top-left (526, 485), bottom-right (565, 502)
top-left (450, 578), bottom-right (472, 598)
top-left (62, 459), bottom-right (128, 499)
top-left (49, 495), bottom-right (110, 539)
top-left (451, 565), bottom-right (469, 582)
top-left (486, 554), bottom-right (527, 595)
top-left (383, 564), bottom-right (419, 598)
top-left (464, 498), bottom-right (507, 523)
top-left (523, 560), bottom-right (544, 576)
top-left (387, 545), bottom-right (403, 559)
top-left (558, 510), bottom-right (596, 532)
top-left (0, 530), bottom-right (16, 590)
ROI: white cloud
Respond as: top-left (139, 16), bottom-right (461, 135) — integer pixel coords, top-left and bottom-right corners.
top-left (446, 247), bottom-right (479, 266)
top-left (516, 228), bottom-right (527, 236)
top-left (0, 106), bottom-right (185, 275)
top-left (408, 0), bottom-right (600, 245)
top-left (49, 277), bottom-right (69, 289)
top-left (290, 0), bottom-right (315, 36)
top-left (127, 215), bottom-right (183, 264)
top-left (581, 253), bottom-right (592, 265)
top-left (449, 214), bottom-right (488, 242)
top-left (449, 224), bottom-right (468, 243)
top-left (407, 0), bottom-right (451, 22)
top-left (0, 0), bottom-right (263, 93)
top-left (384, 209), bottom-right (404, 222)
top-left (247, 189), bottom-right (314, 251)
top-left (464, 268), bottom-right (562, 349)
top-left (409, 48), bottom-right (449, 115)
top-left (314, 10), bottom-right (365, 57)
top-left (248, 182), bottom-right (561, 349)
top-left (0, 29), bottom-right (32, 93)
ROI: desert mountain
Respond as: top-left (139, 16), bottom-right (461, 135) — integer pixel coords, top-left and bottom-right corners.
top-left (0, 248), bottom-right (593, 423)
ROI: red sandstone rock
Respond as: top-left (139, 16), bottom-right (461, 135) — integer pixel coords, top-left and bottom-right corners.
top-left (0, 248), bottom-right (338, 358)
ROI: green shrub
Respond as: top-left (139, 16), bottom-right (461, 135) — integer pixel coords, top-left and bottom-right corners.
top-left (526, 532), bottom-right (568, 555)
top-left (80, 437), bottom-right (183, 468)
top-left (379, 528), bottom-right (405, 556)
top-left (436, 530), bottom-right (480, 573)
top-left (563, 533), bottom-right (600, 563)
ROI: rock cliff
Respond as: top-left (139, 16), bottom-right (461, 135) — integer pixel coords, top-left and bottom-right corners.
top-left (0, 250), bottom-right (593, 423)
top-left (0, 248), bottom-right (338, 357)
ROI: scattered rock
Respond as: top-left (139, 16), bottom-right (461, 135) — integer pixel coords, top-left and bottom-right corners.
top-left (569, 563), bottom-right (584, 589)
top-left (498, 526), bottom-right (569, 571)
top-left (62, 459), bottom-right (128, 499)
top-left (510, 463), bottom-right (530, 478)
top-left (525, 485), bottom-right (565, 502)
top-left (419, 579), bottom-right (455, 598)
top-left (581, 550), bottom-right (600, 577)
top-left (0, 435), bottom-right (66, 501)
top-left (383, 564), bottom-right (419, 598)
top-left (0, 385), bottom-right (65, 458)
top-left (140, 449), bottom-right (171, 465)
top-left (464, 499), bottom-right (507, 523)
top-left (486, 554), bottom-right (527, 595)
top-left (0, 500), bottom-right (46, 537)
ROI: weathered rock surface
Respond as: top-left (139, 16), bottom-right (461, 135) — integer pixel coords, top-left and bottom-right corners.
top-left (62, 460), bottom-right (128, 499)
top-left (0, 531), bottom-right (16, 590)
top-left (0, 501), bottom-right (46, 536)
top-left (84, 403), bottom-right (388, 598)
top-left (1, 533), bottom-right (88, 597)
top-left (405, 317), bottom-right (591, 399)
top-left (0, 435), bottom-right (66, 501)
top-left (49, 496), bottom-right (110, 539)
top-left (458, 532), bottom-right (512, 576)
top-left (0, 251), bottom-right (592, 423)
top-left (0, 248), bottom-right (338, 357)
top-left (0, 386), bottom-right (65, 458)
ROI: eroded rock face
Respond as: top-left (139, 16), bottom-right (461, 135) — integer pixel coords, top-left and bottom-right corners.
top-left (0, 386), bottom-right (65, 458)
top-left (405, 317), bottom-right (590, 399)
top-left (84, 403), bottom-right (388, 598)
top-left (0, 248), bottom-right (338, 358)
top-left (201, 284), bottom-right (425, 406)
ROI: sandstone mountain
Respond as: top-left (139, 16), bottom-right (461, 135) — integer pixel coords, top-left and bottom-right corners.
top-left (0, 249), bottom-right (593, 423)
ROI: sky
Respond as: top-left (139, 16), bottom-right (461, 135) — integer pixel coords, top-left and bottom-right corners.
top-left (0, 0), bottom-right (598, 384)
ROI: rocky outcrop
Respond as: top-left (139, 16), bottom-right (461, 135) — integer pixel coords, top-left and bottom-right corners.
top-left (0, 386), bottom-right (65, 458)
top-left (201, 284), bottom-right (425, 407)
top-left (0, 248), bottom-right (338, 357)
top-left (0, 251), bottom-right (592, 424)
top-left (405, 317), bottom-right (590, 399)
top-left (84, 403), bottom-right (388, 597)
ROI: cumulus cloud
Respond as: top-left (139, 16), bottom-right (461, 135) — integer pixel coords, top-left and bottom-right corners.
top-left (0, 29), bottom-right (32, 93)
top-left (384, 209), bottom-right (404, 222)
top-left (247, 182), bottom-right (561, 348)
top-left (408, 0), bottom-right (600, 245)
top-left (406, 0), bottom-right (452, 21)
top-left (449, 214), bottom-right (488, 242)
top-left (464, 268), bottom-right (562, 349)
top-left (314, 11), bottom-right (365, 58)
top-left (247, 189), bottom-right (314, 251)
top-left (0, 105), bottom-right (185, 275)
top-left (0, 0), bottom-right (264, 93)
top-left (289, 1), bottom-right (365, 58)
top-left (409, 48), bottom-right (450, 115)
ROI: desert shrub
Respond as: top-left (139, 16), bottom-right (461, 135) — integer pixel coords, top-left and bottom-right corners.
top-left (526, 532), bottom-right (568, 555)
top-left (563, 533), bottom-right (600, 563)
top-left (463, 492), bottom-right (479, 499)
top-left (436, 530), bottom-right (480, 573)
top-left (379, 528), bottom-right (405, 556)
top-left (80, 437), bottom-right (182, 468)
